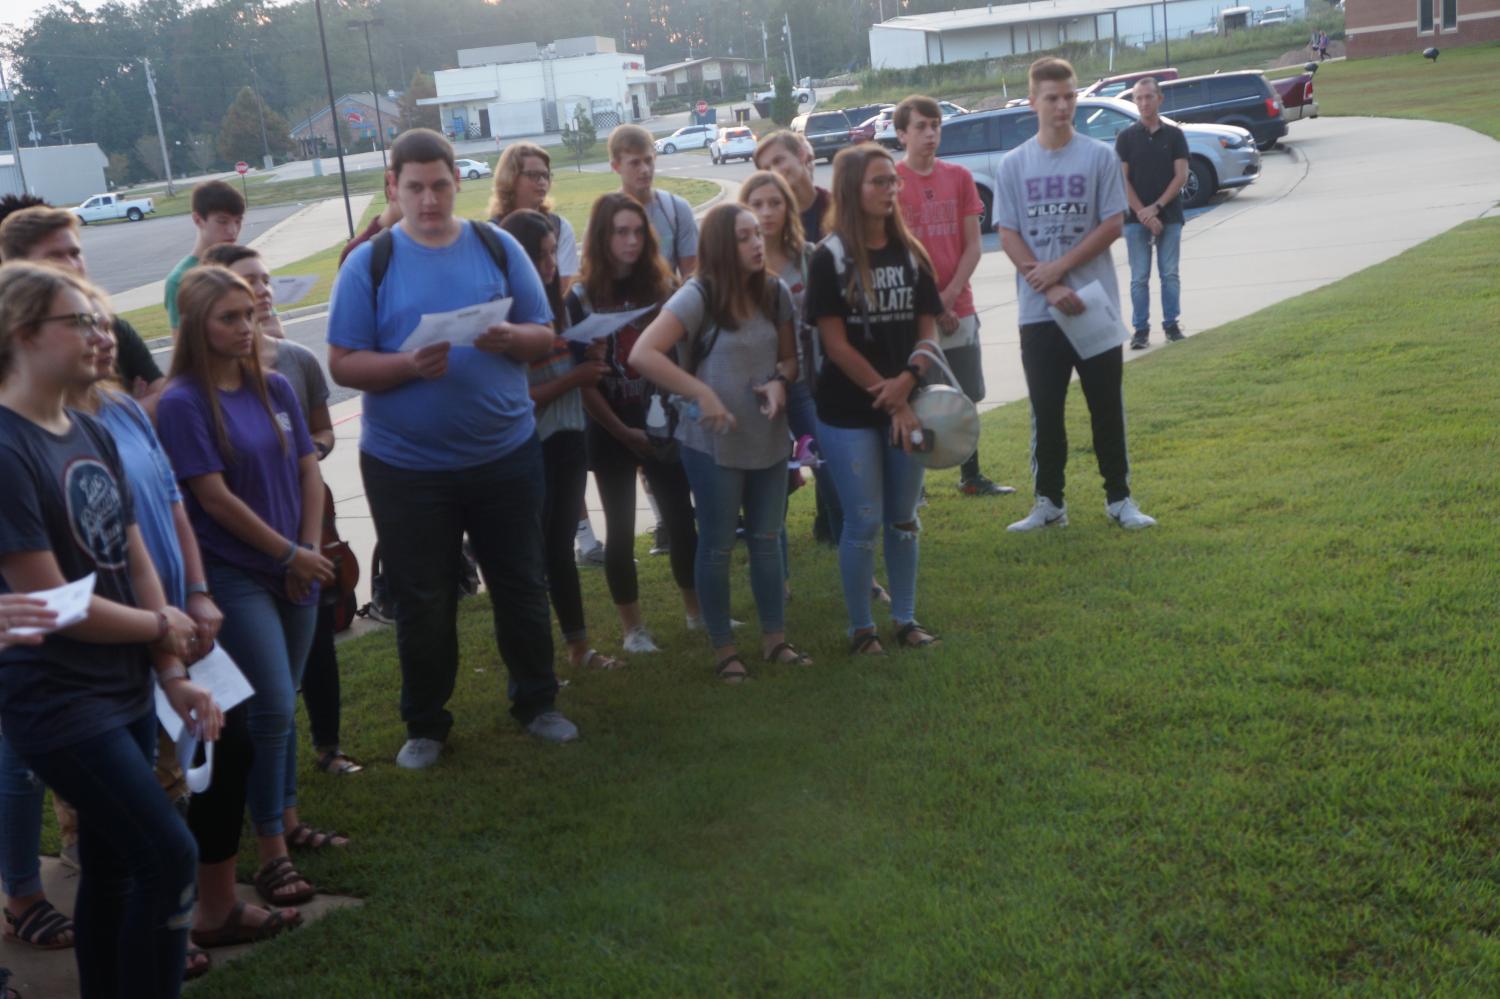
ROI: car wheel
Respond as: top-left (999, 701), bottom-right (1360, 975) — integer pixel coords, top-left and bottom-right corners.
top-left (1256, 139), bottom-right (1278, 152)
top-left (126, 208), bottom-right (143, 222)
top-left (977, 186), bottom-right (994, 235)
top-left (468, 169), bottom-right (480, 180)
top-left (664, 143), bottom-right (676, 154)
top-left (1182, 157), bottom-right (1216, 209)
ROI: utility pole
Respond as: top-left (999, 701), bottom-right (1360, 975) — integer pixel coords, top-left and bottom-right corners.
top-left (140, 58), bottom-right (175, 196)
top-left (247, 48), bottom-right (274, 169)
top-left (23, 110), bottom-right (40, 146)
top-left (1162, 0), bottom-right (1171, 64)
top-left (315, 0), bottom-right (355, 239)
top-left (783, 13), bottom-right (798, 86)
top-left (0, 59), bottom-right (27, 194)
top-left (348, 18), bottom-right (388, 170)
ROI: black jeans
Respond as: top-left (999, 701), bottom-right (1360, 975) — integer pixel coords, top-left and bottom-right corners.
top-left (541, 430), bottom-right (589, 641)
top-left (186, 704), bottom-right (254, 865)
top-left (945, 342), bottom-right (988, 481)
top-left (362, 438), bottom-right (558, 739)
top-left (586, 419), bottom-right (697, 605)
top-left (300, 601), bottom-right (341, 750)
top-left (22, 711), bottom-right (196, 999)
top-left (1019, 321), bottom-right (1131, 506)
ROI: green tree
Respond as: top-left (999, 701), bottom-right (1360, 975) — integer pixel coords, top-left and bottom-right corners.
top-left (399, 71), bottom-right (440, 132)
top-left (216, 86), bottom-right (291, 164)
top-left (560, 103), bottom-right (596, 173)
top-left (771, 75), bottom-right (797, 125)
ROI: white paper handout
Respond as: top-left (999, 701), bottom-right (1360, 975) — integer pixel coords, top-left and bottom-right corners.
top-left (10, 573), bottom-right (94, 636)
top-left (1046, 280), bottom-right (1130, 360)
top-left (399, 297), bottom-right (513, 352)
top-left (560, 305), bottom-right (656, 344)
top-left (154, 643), bottom-right (256, 793)
top-left (270, 275), bottom-right (319, 307)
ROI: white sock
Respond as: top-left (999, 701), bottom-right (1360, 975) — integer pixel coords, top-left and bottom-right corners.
top-left (576, 518), bottom-right (598, 550)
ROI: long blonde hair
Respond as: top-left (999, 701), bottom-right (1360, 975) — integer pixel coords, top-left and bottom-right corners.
top-left (169, 266), bottom-right (285, 462)
top-left (738, 170), bottom-right (804, 263)
top-left (489, 143), bottom-right (553, 220)
top-left (827, 143), bottom-right (933, 309)
top-left (0, 261), bottom-right (101, 382)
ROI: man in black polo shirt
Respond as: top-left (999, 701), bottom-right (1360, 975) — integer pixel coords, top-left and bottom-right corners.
top-left (1116, 78), bottom-right (1189, 349)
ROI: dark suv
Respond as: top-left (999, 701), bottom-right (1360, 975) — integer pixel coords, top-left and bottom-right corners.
top-left (791, 103), bottom-right (891, 162)
top-left (1154, 71), bottom-right (1288, 150)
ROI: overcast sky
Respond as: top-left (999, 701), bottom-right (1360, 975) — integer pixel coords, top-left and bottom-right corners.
top-left (0, 0), bottom-right (108, 34)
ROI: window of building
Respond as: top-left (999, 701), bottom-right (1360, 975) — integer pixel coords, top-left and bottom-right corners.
top-left (1442, 0), bottom-right (1457, 28)
top-left (1419, 0), bottom-right (1435, 32)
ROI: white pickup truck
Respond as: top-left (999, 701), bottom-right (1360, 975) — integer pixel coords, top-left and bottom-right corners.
top-left (71, 193), bottom-right (156, 224)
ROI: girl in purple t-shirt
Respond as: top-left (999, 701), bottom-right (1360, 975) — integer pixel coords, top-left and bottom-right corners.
top-left (156, 266), bottom-right (340, 914)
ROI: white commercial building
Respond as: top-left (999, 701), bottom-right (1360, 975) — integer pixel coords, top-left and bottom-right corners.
top-left (420, 35), bottom-right (653, 141)
top-left (0, 144), bottom-right (109, 206)
top-left (869, 0), bottom-right (1307, 68)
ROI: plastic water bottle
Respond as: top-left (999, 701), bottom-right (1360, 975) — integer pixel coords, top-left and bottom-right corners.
top-left (646, 394), bottom-right (668, 436)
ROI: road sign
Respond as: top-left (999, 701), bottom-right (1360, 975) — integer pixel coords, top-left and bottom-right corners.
top-left (695, 100), bottom-right (708, 115)
top-left (346, 110), bottom-right (365, 125)
top-left (235, 161), bottom-right (249, 175)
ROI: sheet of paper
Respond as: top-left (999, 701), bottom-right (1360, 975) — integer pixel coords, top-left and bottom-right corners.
top-left (10, 573), bottom-right (94, 636)
top-left (560, 305), bottom-right (656, 344)
top-left (153, 643), bottom-right (255, 794)
top-left (1046, 280), bottom-right (1130, 360)
top-left (270, 275), bottom-right (318, 307)
top-left (399, 298), bottom-right (513, 352)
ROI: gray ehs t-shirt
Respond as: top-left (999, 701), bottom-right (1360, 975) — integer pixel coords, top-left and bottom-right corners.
top-left (995, 133), bottom-right (1127, 325)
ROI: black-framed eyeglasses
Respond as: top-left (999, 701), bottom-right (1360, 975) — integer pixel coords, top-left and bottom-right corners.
top-left (37, 312), bottom-right (110, 335)
top-left (520, 169), bottom-right (552, 183)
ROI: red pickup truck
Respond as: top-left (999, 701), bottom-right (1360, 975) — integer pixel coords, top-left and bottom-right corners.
top-left (1272, 64), bottom-right (1320, 122)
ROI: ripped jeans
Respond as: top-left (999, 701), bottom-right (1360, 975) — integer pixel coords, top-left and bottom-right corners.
top-left (680, 447), bottom-right (789, 649)
top-left (815, 420), bottom-right (925, 635)
top-left (21, 710), bottom-right (196, 998)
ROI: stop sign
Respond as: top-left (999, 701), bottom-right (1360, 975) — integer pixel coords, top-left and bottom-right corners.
top-left (695, 100), bottom-right (708, 115)
top-left (235, 161), bottom-right (249, 175)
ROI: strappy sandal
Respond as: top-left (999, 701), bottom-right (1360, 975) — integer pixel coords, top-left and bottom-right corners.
top-left (315, 749), bottom-right (364, 775)
top-left (578, 649), bottom-right (626, 671)
top-left (253, 855), bottom-right (316, 906)
top-left (191, 900), bottom-right (301, 949)
top-left (715, 654), bottom-right (749, 684)
top-left (286, 822), bottom-right (349, 851)
top-left (3, 898), bottom-right (74, 950)
top-left (185, 944), bottom-right (213, 979)
top-left (764, 642), bottom-right (813, 666)
top-left (871, 582), bottom-right (892, 605)
top-left (849, 632), bottom-right (886, 657)
top-left (894, 621), bottom-right (941, 649)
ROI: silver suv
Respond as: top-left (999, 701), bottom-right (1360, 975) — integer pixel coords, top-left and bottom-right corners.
top-left (936, 97), bottom-right (1261, 229)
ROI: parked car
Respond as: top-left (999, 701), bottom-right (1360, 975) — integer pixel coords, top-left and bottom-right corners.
top-left (751, 86), bottom-right (815, 119)
top-left (1258, 6), bottom-right (1292, 24)
top-left (70, 192), bottom-right (155, 224)
top-left (655, 124), bottom-right (715, 155)
top-left (934, 97), bottom-right (1259, 230)
top-left (850, 107), bottom-right (897, 145)
top-left (709, 126), bottom-right (757, 164)
top-left (1079, 68), bottom-right (1181, 99)
top-left (455, 158), bottom-right (492, 180)
top-left (1153, 70), bottom-right (1288, 150)
top-left (1271, 65), bottom-right (1320, 122)
top-left (873, 100), bottom-right (970, 148)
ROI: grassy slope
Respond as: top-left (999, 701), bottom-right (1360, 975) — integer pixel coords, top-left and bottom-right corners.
top-left (120, 174), bottom-right (718, 342)
top-left (185, 207), bottom-right (1500, 995)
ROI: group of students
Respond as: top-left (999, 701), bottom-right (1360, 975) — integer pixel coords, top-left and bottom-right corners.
top-left (0, 54), bottom-right (1154, 998)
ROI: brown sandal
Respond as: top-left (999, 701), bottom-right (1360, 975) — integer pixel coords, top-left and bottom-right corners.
top-left (286, 822), bottom-right (349, 851)
top-left (715, 654), bottom-right (749, 684)
top-left (253, 855), bottom-right (315, 906)
top-left (185, 943), bottom-right (213, 978)
top-left (3, 898), bottom-right (73, 950)
top-left (191, 900), bottom-right (301, 949)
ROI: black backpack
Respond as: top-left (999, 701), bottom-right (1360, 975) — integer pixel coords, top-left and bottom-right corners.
top-left (368, 220), bottom-right (509, 306)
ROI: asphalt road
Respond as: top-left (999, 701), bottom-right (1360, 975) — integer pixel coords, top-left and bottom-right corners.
top-left (78, 203), bottom-right (303, 296)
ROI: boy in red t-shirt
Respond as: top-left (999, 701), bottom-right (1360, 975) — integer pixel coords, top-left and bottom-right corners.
top-left (894, 96), bottom-right (1014, 497)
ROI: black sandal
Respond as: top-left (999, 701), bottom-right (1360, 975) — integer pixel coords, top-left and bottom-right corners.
top-left (253, 855), bottom-right (316, 906)
top-left (715, 654), bottom-right (749, 684)
top-left (894, 622), bottom-right (941, 649)
top-left (315, 749), bottom-right (364, 775)
top-left (3, 898), bottom-right (74, 950)
top-left (191, 900), bottom-right (302, 949)
top-left (849, 632), bottom-right (886, 657)
top-left (286, 822), bottom-right (350, 851)
top-left (185, 944), bottom-right (213, 979)
top-left (764, 642), bottom-right (813, 666)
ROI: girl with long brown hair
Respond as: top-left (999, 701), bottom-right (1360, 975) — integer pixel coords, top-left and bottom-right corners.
top-left (568, 191), bottom-right (698, 654)
top-left (805, 143), bottom-right (944, 656)
top-left (630, 203), bottom-right (809, 682)
top-left (156, 266), bottom-right (337, 913)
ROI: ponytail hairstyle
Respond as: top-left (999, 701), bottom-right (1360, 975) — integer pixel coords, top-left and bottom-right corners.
top-left (169, 266), bottom-right (285, 462)
top-left (827, 142), bottom-right (933, 310)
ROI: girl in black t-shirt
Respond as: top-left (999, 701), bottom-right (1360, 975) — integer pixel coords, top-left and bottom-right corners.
top-left (804, 144), bottom-right (945, 656)
top-left (0, 261), bottom-right (222, 998)
top-left (568, 192), bottom-right (698, 656)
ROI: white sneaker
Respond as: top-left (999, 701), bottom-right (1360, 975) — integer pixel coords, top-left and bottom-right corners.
top-left (1007, 497), bottom-right (1068, 532)
top-left (623, 625), bottom-right (661, 654)
top-left (396, 737), bottom-right (444, 770)
top-left (1107, 497), bottom-right (1157, 530)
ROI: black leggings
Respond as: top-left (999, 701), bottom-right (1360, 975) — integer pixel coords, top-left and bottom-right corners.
top-left (542, 430), bottom-right (589, 640)
top-left (586, 419), bottom-right (697, 605)
top-left (186, 704), bottom-right (255, 865)
top-left (300, 601), bottom-right (340, 750)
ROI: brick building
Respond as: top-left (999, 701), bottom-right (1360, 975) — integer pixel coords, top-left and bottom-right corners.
top-left (1345, 0), bottom-right (1500, 57)
top-left (288, 92), bottom-right (401, 159)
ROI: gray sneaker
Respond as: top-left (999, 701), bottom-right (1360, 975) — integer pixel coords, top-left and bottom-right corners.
top-left (526, 711), bottom-right (579, 744)
top-left (395, 737), bottom-right (444, 770)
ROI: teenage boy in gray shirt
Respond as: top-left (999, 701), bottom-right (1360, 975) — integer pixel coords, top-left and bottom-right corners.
top-left (995, 57), bottom-right (1157, 532)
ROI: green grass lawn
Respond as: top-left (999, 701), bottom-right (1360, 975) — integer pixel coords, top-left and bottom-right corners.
top-left (179, 212), bottom-right (1500, 994)
top-left (121, 173), bottom-right (719, 342)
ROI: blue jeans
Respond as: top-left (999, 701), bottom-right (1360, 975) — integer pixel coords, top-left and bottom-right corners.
top-left (206, 559), bottom-right (317, 837)
top-left (22, 711), bottom-right (196, 998)
top-left (815, 420), bottom-right (925, 635)
top-left (1125, 222), bottom-right (1182, 332)
top-left (784, 380), bottom-right (842, 571)
top-left (0, 734), bottom-right (43, 898)
top-left (681, 447), bottom-right (789, 649)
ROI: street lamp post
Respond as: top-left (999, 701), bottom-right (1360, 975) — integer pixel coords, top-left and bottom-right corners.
top-left (348, 17), bottom-right (388, 171)
top-left (314, 0), bottom-right (355, 238)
